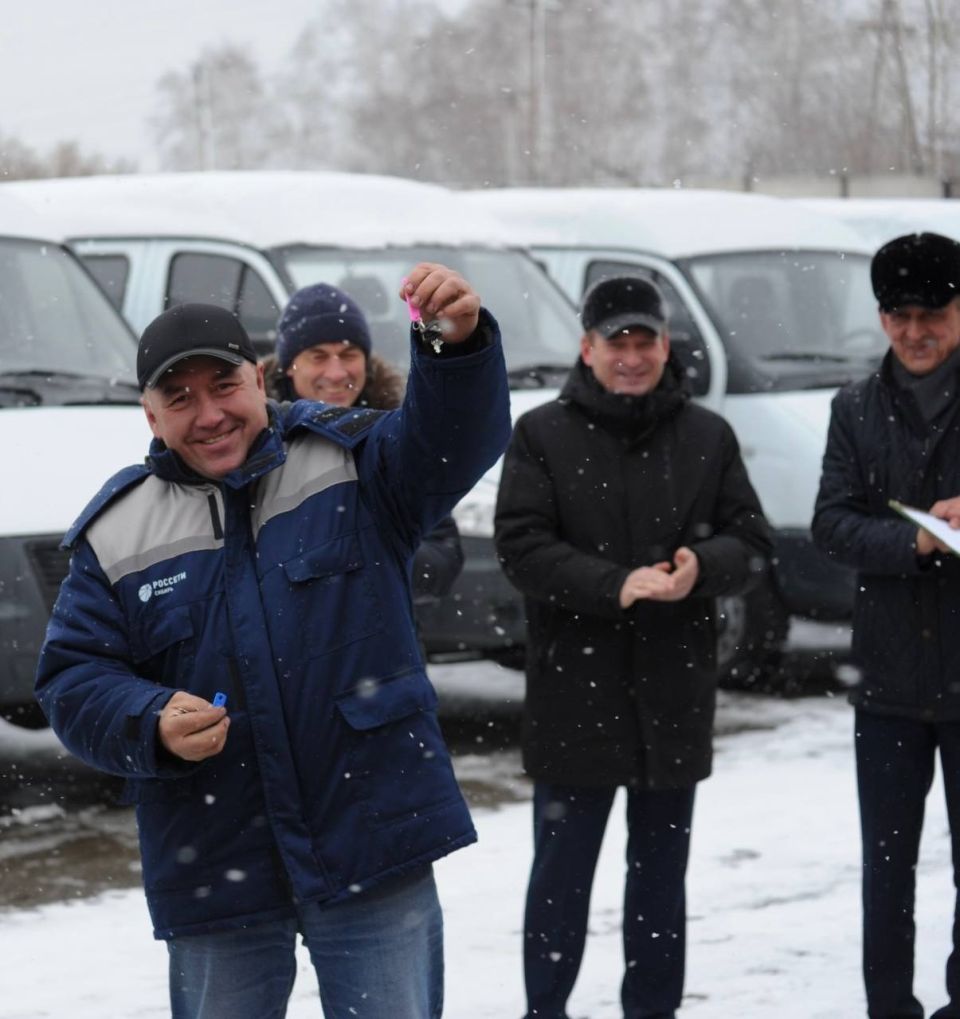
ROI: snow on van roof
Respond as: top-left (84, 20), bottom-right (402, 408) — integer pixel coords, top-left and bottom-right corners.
top-left (798, 197), bottom-right (960, 250)
top-left (0, 188), bottom-right (65, 243)
top-left (2, 171), bottom-right (510, 250)
top-left (463, 187), bottom-right (872, 257)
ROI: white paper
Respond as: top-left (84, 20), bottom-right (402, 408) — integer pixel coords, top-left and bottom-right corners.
top-left (889, 499), bottom-right (960, 556)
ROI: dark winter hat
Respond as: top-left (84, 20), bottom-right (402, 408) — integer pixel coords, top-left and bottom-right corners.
top-left (871, 232), bottom-right (960, 312)
top-left (137, 303), bottom-right (258, 390)
top-left (581, 276), bottom-right (668, 338)
top-left (275, 283), bottom-right (372, 371)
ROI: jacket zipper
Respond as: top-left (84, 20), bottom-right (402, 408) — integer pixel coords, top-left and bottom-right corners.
top-left (207, 492), bottom-right (224, 540)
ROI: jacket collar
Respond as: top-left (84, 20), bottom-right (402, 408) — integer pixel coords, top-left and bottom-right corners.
top-left (560, 354), bottom-right (688, 437)
top-left (878, 347), bottom-right (960, 436)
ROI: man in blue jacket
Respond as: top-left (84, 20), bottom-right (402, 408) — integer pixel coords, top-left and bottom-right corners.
top-left (35, 263), bottom-right (510, 1019)
top-left (814, 233), bottom-right (960, 1019)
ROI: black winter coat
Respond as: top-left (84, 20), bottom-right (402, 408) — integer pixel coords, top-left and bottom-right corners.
top-left (813, 352), bottom-right (960, 720)
top-left (494, 358), bottom-right (773, 788)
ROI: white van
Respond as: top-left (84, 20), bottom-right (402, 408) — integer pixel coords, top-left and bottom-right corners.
top-left (0, 191), bottom-right (151, 735)
top-left (798, 197), bottom-right (960, 249)
top-left (464, 187), bottom-right (887, 679)
top-left (4, 171), bottom-right (583, 669)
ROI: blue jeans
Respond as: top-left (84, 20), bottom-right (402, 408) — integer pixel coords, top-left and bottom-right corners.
top-left (167, 866), bottom-right (444, 1019)
top-left (856, 710), bottom-right (960, 1019)
top-left (523, 781), bottom-right (695, 1019)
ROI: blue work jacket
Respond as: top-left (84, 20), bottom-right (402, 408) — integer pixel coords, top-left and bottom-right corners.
top-left (36, 319), bottom-right (510, 938)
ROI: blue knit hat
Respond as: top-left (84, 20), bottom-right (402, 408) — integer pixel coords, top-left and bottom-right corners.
top-left (276, 283), bottom-right (372, 371)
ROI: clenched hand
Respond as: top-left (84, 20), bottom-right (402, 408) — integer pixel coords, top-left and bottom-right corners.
top-left (400, 263), bottom-right (481, 344)
top-left (158, 691), bottom-right (230, 762)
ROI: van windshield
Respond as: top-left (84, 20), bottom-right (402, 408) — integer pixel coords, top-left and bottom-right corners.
top-left (684, 250), bottom-right (886, 392)
top-left (275, 246), bottom-right (581, 384)
top-left (0, 239), bottom-right (137, 399)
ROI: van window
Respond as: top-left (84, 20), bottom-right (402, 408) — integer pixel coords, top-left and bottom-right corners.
top-left (0, 239), bottom-right (135, 383)
top-left (167, 252), bottom-right (241, 309)
top-left (166, 253), bottom-right (280, 353)
top-left (684, 251), bottom-right (885, 393)
top-left (585, 260), bottom-right (710, 396)
top-left (81, 254), bottom-right (129, 312)
top-left (237, 267), bottom-right (280, 347)
top-left (276, 245), bottom-right (580, 379)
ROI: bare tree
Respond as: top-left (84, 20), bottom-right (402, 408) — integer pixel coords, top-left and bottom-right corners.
top-left (271, 5), bottom-right (363, 171)
top-left (142, 0), bottom-right (960, 188)
top-left (0, 132), bottom-right (135, 180)
top-left (152, 45), bottom-right (278, 170)
top-left (0, 134), bottom-right (44, 180)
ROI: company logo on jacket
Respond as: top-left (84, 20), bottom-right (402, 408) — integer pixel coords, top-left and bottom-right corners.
top-left (138, 572), bottom-right (188, 602)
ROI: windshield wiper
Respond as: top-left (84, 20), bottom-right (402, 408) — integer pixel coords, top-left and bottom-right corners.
top-left (506, 363), bottom-right (571, 388)
top-left (0, 381), bottom-right (43, 406)
top-left (0, 370), bottom-right (140, 406)
top-left (758, 352), bottom-right (853, 363)
top-left (0, 369), bottom-right (138, 386)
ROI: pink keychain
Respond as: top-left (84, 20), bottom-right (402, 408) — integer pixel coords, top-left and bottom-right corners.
top-left (403, 277), bottom-right (444, 353)
top-left (402, 277), bottom-right (422, 325)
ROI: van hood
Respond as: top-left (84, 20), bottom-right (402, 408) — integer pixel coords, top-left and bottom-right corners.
top-left (453, 387), bottom-right (561, 539)
top-left (4, 406), bottom-right (152, 537)
top-left (759, 389), bottom-right (836, 438)
top-left (723, 388), bottom-right (837, 531)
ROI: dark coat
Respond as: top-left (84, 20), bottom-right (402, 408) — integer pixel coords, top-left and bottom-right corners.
top-left (263, 351), bottom-right (463, 602)
top-left (813, 351), bottom-right (960, 720)
top-left (36, 321), bottom-right (509, 939)
top-left (494, 357), bottom-right (773, 789)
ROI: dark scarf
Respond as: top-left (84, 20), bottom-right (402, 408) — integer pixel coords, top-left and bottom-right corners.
top-left (891, 343), bottom-right (960, 426)
top-left (560, 355), bottom-right (688, 441)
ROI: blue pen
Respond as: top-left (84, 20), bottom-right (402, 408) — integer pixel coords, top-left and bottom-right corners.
top-left (212, 692), bottom-right (228, 708)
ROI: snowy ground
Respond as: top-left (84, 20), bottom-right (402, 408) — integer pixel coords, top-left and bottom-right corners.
top-left (0, 689), bottom-right (954, 1018)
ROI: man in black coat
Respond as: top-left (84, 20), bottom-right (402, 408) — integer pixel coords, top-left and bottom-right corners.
top-left (494, 276), bottom-right (772, 1019)
top-left (813, 232), bottom-right (960, 1019)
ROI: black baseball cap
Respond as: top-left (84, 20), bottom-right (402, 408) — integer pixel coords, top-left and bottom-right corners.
top-left (580, 276), bottom-right (668, 338)
top-left (137, 303), bottom-right (258, 390)
top-left (871, 232), bottom-right (960, 312)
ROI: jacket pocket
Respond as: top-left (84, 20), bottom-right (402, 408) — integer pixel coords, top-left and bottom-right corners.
top-left (335, 670), bottom-right (460, 829)
top-left (120, 773), bottom-right (196, 805)
top-left (283, 534), bottom-right (364, 583)
top-left (282, 534), bottom-right (383, 655)
top-left (130, 604), bottom-right (196, 686)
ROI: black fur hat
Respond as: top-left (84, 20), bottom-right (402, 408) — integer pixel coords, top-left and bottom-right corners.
top-left (871, 232), bottom-right (960, 312)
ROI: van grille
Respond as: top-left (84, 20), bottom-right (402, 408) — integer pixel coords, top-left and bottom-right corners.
top-left (25, 541), bottom-right (71, 612)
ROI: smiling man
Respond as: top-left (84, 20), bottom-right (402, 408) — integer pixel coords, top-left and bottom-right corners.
top-left (494, 275), bottom-right (772, 1019)
top-left (35, 264), bottom-right (510, 1019)
top-left (814, 231), bottom-right (960, 1019)
top-left (140, 305), bottom-right (269, 480)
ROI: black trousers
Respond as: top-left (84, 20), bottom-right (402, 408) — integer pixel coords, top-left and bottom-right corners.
top-left (856, 709), bottom-right (960, 1019)
top-left (522, 780), bottom-right (695, 1019)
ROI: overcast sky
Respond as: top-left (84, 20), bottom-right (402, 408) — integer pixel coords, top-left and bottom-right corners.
top-left (0, 0), bottom-right (353, 170)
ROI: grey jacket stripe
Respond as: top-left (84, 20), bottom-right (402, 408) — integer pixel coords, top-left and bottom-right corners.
top-left (86, 436), bottom-right (356, 583)
top-left (87, 477), bottom-right (223, 584)
top-left (104, 535), bottom-right (224, 584)
top-left (252, 436), bottom-right (357, 536)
